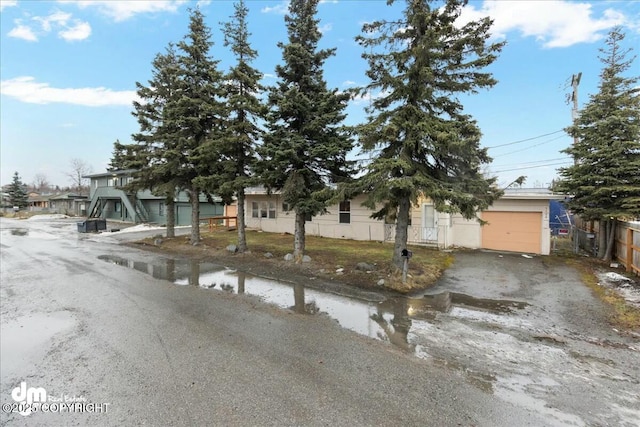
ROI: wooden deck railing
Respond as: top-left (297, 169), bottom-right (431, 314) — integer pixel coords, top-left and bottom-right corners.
top-left (204, 216), bottom-right (238, 232)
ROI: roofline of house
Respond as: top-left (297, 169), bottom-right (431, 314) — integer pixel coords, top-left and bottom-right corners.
top-left (83, 169), bottom-right (137, 179)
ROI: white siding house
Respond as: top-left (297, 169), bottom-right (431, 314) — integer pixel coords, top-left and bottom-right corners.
top-left (244, 187), bottom-right (562, 255)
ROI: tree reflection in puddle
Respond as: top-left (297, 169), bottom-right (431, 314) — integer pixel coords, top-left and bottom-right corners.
top-left (98, 254), bottom-right (528, 360)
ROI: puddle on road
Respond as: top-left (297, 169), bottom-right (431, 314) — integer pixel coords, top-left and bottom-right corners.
top-left (98, 254), bottom-right (528, 349)
top-left (97, 254), bottom-right (591, 424)
top-left (0, 311), bottom-right (76, 382)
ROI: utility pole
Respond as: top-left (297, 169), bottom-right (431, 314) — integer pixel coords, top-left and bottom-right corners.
top-left (570, 72), bottom-right (581, 165)
top-left (569, 72), bottom-right (581, 254)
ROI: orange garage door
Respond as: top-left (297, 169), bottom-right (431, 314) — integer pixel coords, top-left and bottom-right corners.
top-left (481, 211), bottom-right (542, 254)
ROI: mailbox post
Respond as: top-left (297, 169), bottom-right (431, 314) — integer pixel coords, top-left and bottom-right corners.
top-left (401, 248), bottom-right (413, 284)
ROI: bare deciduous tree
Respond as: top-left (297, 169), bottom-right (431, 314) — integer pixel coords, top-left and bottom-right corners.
top-left (66, 159), bottom-right (93, 196)
top-left (33, 173), bottom-right (50, 193)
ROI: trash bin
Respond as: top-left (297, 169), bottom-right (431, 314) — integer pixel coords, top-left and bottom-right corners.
top-left (95, 219), bottom-right (107, 231)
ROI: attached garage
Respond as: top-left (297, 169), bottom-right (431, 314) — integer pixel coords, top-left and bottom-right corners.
top-left (442, 189), bottom-right (562, 255)
top-left (481, 211), bottom-right (542, 254)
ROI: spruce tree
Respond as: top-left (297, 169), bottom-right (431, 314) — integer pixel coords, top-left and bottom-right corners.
top-left (108, 139), bottom-right (146, 172)
top-left (8, 172), bottom-right (28, 209)
top-left (256, 0), bottom-right (353, 263)
top-left (202, 0), bottom-right (264, 253)
top-left (355, 0), bottom-right (504, 270)
top-left (131, 43), bottom-right (183, 237)
top-left (557, 27), bottom-right (640, 261)
top-left (173, 8), bottom-right (228, 245)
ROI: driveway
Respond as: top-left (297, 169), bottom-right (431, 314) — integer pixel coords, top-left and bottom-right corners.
top-left (407, 250), bottom-right (640, 426)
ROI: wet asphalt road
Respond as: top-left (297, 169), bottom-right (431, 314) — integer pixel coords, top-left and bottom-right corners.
top-left (1, 216), bottom-right (639, 426)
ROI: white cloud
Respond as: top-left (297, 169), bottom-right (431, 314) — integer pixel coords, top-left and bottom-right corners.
top-left (8, 22), bottom-right (38, 41)
top-left (459, 0), bottom-right (628, 48)
top-left (319, 23), bottom-right (332, 34)
top-left (8, 12), bottom-right (91, 42)
top-left (59, 20), bottom-right (91, 41)
top-left (57, 0), bottom-right (187, 22)
top-left (0, 0), bottom-right (17, 11)
top-left (34, 11), bottom-right (72, 32)
top-left (350, 88), bottom-right (391, 105)
top-left (1, 76), bottom-right (138, 107)
top-left (342, 80), bottom-right (357, 86)
top-left (261, 1), bottom-right (289, 15)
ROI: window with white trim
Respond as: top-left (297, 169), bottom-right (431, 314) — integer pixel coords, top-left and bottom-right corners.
top-left (339, 200), bottom-right (350, 224)
top-left (252, 201), bottom-right (276, 219)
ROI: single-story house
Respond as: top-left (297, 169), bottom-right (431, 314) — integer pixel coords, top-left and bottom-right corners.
top-left (49, 193), bottom-right (89, 216)
top-left (84, 170), bottom-right (227, 226)
top-left (244, 187), bottom-right (563, 255)
top-left (27, 193), bottom-right (50, 212)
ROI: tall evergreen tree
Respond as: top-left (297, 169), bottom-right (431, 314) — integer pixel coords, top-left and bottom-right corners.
top-left (8, 172), bottom-right (28, 209)
top-left (173, 8), bottom-right (228, 245)
top-left (256, 0), bottom-right (353, 263)
top-left (108, 139), bottom-right (146, 172)
top-left (131, 44), bottom-right (183, 238)
top-left (201, 0), bottom-right (264, 253)
top-left (355, 0), bottom-right (504, 270)
top-left (557, 27), bottom-right (640, 261)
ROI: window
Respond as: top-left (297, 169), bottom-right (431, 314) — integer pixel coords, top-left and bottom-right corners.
top-left (159, 203), bottom-right (165, 216)
top-left (114, 201), bottom-right (121, 213)
top-left (252, 201), bottom-right (276, 219)
top-left (339, 200), bottom-right (350, 224)
top-left (282, 202), bottom-right (291, 212)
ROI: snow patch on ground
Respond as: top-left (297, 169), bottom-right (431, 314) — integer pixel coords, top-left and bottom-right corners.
top-left (597, 271), bottom-right (640, 308)
top-left (107, 223), bottom-right (167, 234)
top-left (26, 214), bottom-right (70, 221)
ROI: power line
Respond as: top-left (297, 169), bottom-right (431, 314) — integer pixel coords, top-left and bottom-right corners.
top-left (491, 156), bottom-right (572, 168)
top-left (486, 130), bottom-right (565, 149)
top-left (492, 161), bottom-right (572, 173)
top-left (492, 135), bottom-right (566, 158)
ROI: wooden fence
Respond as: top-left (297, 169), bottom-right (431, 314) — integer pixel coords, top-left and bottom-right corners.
top-left (615, 222), bottom-right (640, 276)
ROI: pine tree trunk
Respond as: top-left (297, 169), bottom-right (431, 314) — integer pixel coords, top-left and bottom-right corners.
top-left (293, 210), bottom-right (306, 264)
top-left (597, 220), bottom-right (607, 259)
top-left (392, 196), bottom-right (411, 271)
top-left (166, 198), bottom-right (175, 238)
top-left (603, 219), bottom-right (616, 262)
top-left (236, 191), bottom-right (247, 253)
top-left (190, 189), bottom-right (200, 245)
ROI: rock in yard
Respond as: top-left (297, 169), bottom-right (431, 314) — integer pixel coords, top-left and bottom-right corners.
top-left (284, 253), bottom-right (294, 261)
top-left (302, 255), bottom-right (312, 263)
top-left (226, 244), bottom-right (238, 253)
top-left (264, 252), bottom-right (274, 258)
top-left (356, 262), bottom-right (375, 272)
top-left (153, 238), bottom-right (163, 246)
top-left (377, 279), bottom-right (385, 287)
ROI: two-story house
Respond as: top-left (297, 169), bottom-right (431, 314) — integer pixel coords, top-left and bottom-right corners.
top-left (84, 170), bottom-right (225, 226)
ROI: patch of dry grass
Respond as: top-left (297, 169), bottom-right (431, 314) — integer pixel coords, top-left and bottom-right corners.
top-left (566, 258), bottom-right (640, 332)
top-left (145, 228), bottom-right (453, 293)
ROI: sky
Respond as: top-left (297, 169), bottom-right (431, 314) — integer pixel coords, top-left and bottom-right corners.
top-left (1, 0), bottom-right (639, 191)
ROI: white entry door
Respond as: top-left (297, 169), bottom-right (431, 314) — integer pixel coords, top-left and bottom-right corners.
top-left (422, 204), bottom-right (438, 242)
